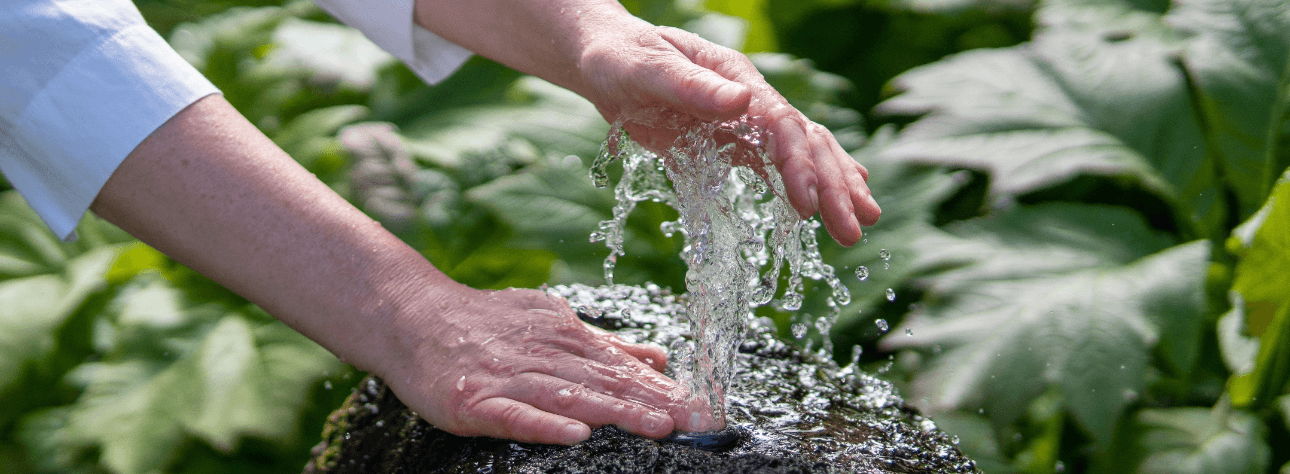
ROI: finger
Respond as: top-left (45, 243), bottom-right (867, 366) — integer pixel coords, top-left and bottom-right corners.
top-left (536, 354), bottom-right (715, 432)
top-left (465, 397), bottom-right (592, 445)
top-left (615, 340), bottom-right (668, 373)
top-left (504, 373), bottom-right (674, 438)
top-left (808, 123), bottom-right (863, 246)
top-left (769, 115), bottom-right (820, 219)
top-left (585, 324), bottom-right (669, 372)
top-left (544, 355), bottom-right (677, 403)
top-left (846, 159), bottom-right (881, 226)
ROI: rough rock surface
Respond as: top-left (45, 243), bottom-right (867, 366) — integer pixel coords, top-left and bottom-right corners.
top-left (304, 284), bottom-right (978, 474)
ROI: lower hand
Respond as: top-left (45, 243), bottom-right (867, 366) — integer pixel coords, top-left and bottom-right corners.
top-left (374, 284), bottom-right (717, 445)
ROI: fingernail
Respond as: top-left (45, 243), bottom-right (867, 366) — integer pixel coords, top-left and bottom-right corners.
top-left (562, 422), bottom-right (590, 444)
top-left (643, 412), bottom-right (669, 433)
top-left (808, 184), bottom-right (819, 214)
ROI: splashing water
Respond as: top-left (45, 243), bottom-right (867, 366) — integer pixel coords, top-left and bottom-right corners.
top-left (589, 115), bottom-right (848, 429)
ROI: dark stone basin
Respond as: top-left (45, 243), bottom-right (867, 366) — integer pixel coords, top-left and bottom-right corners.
top-left (303, 284), bottom-right (978, 474)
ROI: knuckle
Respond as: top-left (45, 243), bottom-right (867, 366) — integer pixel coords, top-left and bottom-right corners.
top-left (495, 402), bottom-right (532, 434)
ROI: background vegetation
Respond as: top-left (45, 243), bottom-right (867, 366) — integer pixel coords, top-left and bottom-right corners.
top-left (0, 0), bottom-right (1286, 472)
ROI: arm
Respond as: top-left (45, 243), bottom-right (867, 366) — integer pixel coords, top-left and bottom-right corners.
top-left (413, 0), bottom-right (882, 245)
top-left (91, 94), bottom-right (711, 444)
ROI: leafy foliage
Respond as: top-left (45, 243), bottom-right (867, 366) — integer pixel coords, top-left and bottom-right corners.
top-left (5, 0), bottom-right (1290, 472)
top-left (1110, 405), bottom-right (1271, 474)
top-left (866, 0), bottom-right (1290, 470)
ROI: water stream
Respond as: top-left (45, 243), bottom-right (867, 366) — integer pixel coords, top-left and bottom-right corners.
top-left (589, 116), bottom-right (849, 429)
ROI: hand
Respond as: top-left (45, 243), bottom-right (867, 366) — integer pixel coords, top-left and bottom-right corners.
top-left (93, 95), bottom-right (716, 447)
top-left (374, 284), bottom-right (718, 445)
top-left (576, 24), bottom-right (882, 246)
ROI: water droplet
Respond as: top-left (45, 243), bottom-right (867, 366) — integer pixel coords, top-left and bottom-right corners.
top-left (879, 249), bottom-right (891, 260)
top-left (1055, 461), bottom-right (1066, 473)
top-left (885, 288), bottom-right (896, 302)
top-left (782, 292), bottom-right (803, 311)
top-left (323, 381), bottom-right (333, 390)
top-left (951, 435), bottom-right (960, 445)
top-left (855, 266), bottom-right (869, 281)
top-left (875, 319), bottom-right (889, 332)
top-left (791, 323), bottom-right (808, 339)
top-left (905, 328), bottom-right (913, 336)
top-left (456, 375), bottom-right (466, 391)
top-left (883, 262), bottom-right (890, 270)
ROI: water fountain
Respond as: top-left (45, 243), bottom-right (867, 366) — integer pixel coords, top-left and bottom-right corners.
top-left (304, 117), bottom-right (979, 473)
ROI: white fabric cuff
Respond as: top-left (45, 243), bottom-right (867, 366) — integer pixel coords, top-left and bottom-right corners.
top-left (312, 0), bottom-right (473, 85)
top-left (1, 23), bottom-right (218, 241)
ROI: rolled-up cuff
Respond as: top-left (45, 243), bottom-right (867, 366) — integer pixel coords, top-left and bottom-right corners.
top-left (312, 0), bottom-right (473, 85)
top-left (1, 22), bottom-right (219, 241)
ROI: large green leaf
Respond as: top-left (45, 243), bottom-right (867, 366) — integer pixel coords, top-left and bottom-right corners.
top-left (1226, 170), bottom-right (1290, 410)
top-left (1168, 0), bottom-right (1290, 212)
top-left (168, 2), bottom-right (372, 132)
top-left (19, 305), bottom-right (339, 474)
top-left (881, 204), bottom-right (1210, 445)
top-left (466, 155), bottom-right (685, 287)
top-left (0, 193), bottom-right (133, 421)
top-left (1113, 405), bottom-right (1270, 474)
top-left (796, 127), bottom-right (967, 343)
top-left (874, 2), bottom-right (1222, 237)
top-left (398, 76), bottom-right (608, 171)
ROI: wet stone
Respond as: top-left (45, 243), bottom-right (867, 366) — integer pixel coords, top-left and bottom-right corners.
top-left (304, 284), bottom-right (978, 474)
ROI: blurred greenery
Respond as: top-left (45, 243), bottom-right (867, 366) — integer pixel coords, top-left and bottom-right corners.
top-left (2, 0), bottom-right (1288, 472)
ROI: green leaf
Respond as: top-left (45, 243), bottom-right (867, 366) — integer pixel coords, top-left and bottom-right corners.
top-left (804, 127), bottom-right (969, 337)
top-left (0, 192), bottom-right (133, 413)
top-left (1167, 0), bottom-right (1290, 213)
top-left (1231, 170), bottom-right (1290, 306)
top-left (399, 76), bottom-right (608, 171)
top-left (926, 411), bottom-right (1021, 474)
top-left (169, 2), bottom-right (372, 132)
top-left (1228, 303), bottom-right (1290, 410)
top-left (1215, 295), bottom-right (1260, 376)
top-left (882, 204), bottom-right (1210, 445)
top-left (703, 0), bottom-right (778, 52)
top-left (466, 155), bottom-right (683, 287)
top-left (23, 310), bottom-right (339, 474)
top-left (1227, 170), bottom-right (1290, 409)
top-left (875, 3), bottom-right (1220, 237)
top-left (261, 17), bottom-right (394, 89)
top-left (1119, 405), bottom-right (1270, 474)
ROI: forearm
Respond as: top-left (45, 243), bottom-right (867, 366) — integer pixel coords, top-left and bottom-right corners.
top-left (412, 0), bottom-right (640, 98)
top-left (89, 94), bottom-right (448, 372)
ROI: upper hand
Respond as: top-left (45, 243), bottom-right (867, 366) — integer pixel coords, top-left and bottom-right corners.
top-left (575, 24), bottom-right (882, 246)
top-left (374, 284), bottom-right (717, 445)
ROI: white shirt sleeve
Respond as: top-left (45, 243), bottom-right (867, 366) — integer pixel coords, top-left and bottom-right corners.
top-left (311, 0), bottom-right (473, 85)
top-left (1, 0), bottom-right (219, 241)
